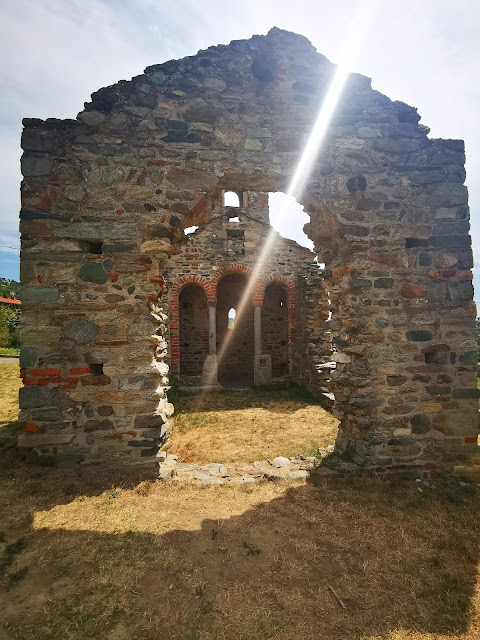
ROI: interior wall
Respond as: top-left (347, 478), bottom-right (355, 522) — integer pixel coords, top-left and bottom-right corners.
top-left (216, 273), bottom-right (254, 384)
top-left (262, 284), bottom-right (288, 377)
top-left (179, 284), bottom-right (209, 378)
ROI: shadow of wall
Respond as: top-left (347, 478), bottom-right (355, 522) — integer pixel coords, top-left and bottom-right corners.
top-left (0, 461), bottom-right (479, 640)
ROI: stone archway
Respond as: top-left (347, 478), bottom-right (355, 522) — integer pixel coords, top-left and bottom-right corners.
top-left (17, 28), bottom-right (478, 471)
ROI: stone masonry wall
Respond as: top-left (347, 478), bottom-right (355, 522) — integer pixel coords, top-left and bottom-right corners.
top-left (293, 262), bottom-right (332, 400)
top-left (18, 27), bottom-right (478, 470)
top-left (262, 283), bottom-right (288, 377)
top-left (216, 273), bottom-right (254, 383)
top-left (179, 284), bottom-right (209, 379)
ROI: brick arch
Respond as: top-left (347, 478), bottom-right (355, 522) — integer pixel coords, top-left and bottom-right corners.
top-left (170, 276), bottom-right (213, 374)
top-left (253, 275), bottom-right (296, 306)
top-left (171, 275), bottom-right (215, 303)
top-left (211, 264), bottom-right (253, 288)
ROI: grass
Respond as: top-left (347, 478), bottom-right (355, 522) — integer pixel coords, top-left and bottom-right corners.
top-left (0, 363), bottom-right (22, 463)
top-left (0, 347), bottom-right (19, 356)
top-left (1, 364), bottom-right (480, 639)
top-left (171, 385), bottom-right (338, 463)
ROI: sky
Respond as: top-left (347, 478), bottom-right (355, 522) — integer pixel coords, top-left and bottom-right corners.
top-left (1, 0), bottom-right (479, 304)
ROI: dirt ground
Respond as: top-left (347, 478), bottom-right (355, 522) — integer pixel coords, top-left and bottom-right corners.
top-left (1, 365), bottom-right (480, 640)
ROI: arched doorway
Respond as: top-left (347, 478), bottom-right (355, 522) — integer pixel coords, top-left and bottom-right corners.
top-left (262, 283), bottom-right (288, 378)
top-left (179, 284), bottom-right (209, 381)
top-left (216, 273), bottom-right (254, 387)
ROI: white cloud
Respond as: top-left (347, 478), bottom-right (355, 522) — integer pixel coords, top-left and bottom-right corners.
top-left (1, 0), bottom-right (478, 300)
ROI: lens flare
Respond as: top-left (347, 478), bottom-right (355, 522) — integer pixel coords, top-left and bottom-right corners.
top-left (193, 0), bottom-right (380, 387)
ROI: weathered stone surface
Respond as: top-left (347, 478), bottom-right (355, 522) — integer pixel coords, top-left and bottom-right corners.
top-left (19, 386), bottom-right (57, 409)
top-left (102, 243), bottom-right (133, 253)
top-left (21, 287), bottom-right (59, 302)
top-left (21, 155), bottom-right (54, 177)
top-left (140, 240), bottom-right (173, 254)
top-left (401, 283), bottom-right (426, 298)
top-left (19, 346), bottom-right (37, 369)
top-left (452, 388), bottom-right (480, 399)
top-left (271, 456), bottom-right (291, 467)
top-left (63, 318), bottom-right (99, 343)
top-left (84, 419), bottom-right (114, 432)
top-left (78, 261), bottom-right (107, 284)
top-left (97, 392), bottom-right (125, 403)
top-left (55, 223), bottom-right (141, 241)
top-left (410, 414), bottom-right (430, 434)
top-left (374, 278), bottom-right (394, 288)
top-left (78, 110), bottom-right (107, 127)
top-left (31, 407), bottom-right (62, 422)
top-left (85, 350), bottom-right (109, 364)
top-left (350, 278), bottom-right (372, 288)
top-left (135, 414), bottom-right (165, 429)
top-left (18, 432), bottom-right (74, 448)
top-left (406, 330), bottom-right (432, 342)
top-left (350, 397), bottom-right (384, 408)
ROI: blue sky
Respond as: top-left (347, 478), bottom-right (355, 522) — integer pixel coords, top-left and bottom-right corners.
top-left (1, 0), bottom-right (479, 305)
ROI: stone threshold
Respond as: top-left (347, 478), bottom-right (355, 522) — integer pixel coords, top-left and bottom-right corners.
top-left (157, 454), bottom-right (318, 485)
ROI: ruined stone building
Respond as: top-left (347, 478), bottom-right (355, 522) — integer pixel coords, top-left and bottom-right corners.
top-left (17, 28), bottom-right (478, 472)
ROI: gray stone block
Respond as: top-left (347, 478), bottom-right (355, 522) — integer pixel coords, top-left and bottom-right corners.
top-left (63, 318), bottom-right (99, 343)
top-left (19, 386), bottom-right (57, 409)
top-left (21, 287), bottom-right (59, 303)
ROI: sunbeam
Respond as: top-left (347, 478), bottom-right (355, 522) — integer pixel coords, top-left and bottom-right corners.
top-left (203, 0), bottom-right (381, 386)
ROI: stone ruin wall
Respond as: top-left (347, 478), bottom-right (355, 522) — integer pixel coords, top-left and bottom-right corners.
top-left (262, 283), bottom-right (289, 378)
top-left (293, 262), bottom-right (332, 403)
top-left (17, 27), bottom-right (478, 471)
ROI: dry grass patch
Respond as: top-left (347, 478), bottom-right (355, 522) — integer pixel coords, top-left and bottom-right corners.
top-left (0, 363), bottom-right (21, 424)
top-left (2, 365), bottom-right (480, 639)
top-left (171, 385), bottom-right (338, 464)
top-left (0, 363), bottom-right (22, 462)
top-left (1, 466), bottom-right (480, 640)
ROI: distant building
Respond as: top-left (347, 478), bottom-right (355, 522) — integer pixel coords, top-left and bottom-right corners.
top-left (0, 297), bottom-right (21, 307)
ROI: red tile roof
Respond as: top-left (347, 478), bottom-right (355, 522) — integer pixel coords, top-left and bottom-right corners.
top-left (0, 297), bottom-right (21, 305)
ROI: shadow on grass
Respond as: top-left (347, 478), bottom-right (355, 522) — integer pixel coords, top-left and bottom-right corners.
top-left (173, 383), bottom-right (325, 416)
top-left (0, 452), bottom-right (479, 639)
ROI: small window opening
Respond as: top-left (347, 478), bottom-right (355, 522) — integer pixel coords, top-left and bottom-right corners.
top-left (228, 307), bottom-right (236, 329)
top-left (184, 226), bottom-right (198, 235)
top-left (227, 228), bottom-right (244, 239)
top-left (80, 241), bottom-right (103, 254)
top-left (279, 301), bottom-right (283, 307)
top-left (228, 215), bottom-right (240, 222)
top-left (91, 364), bottom-right (104, 376)
top-left (224, 191), bottom-right (240, 207)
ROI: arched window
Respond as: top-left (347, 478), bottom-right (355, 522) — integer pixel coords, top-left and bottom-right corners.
top-left (228, 307), bottom-right (236, 329)
top-left (224, 191), bottom-right (240, 207)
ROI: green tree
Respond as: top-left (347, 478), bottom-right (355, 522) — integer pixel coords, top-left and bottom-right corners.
top-left (0, 306), bottom-right (20, 348)
top-left (0, 279), bottom-right (20, 299)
